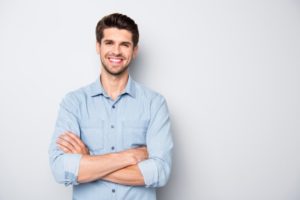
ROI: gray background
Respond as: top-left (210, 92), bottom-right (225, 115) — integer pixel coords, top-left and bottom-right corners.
top-left (0, 0), bottom-right (300, 199)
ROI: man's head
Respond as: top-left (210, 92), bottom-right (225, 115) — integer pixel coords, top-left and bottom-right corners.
top-left (96, 13), bottom-right (139, 76)
top-left (96, 13), bottom-right (139, 47)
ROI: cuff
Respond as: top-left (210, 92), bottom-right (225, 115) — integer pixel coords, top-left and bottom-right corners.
top-left (138, 159), bottom-right (158, 187)
top-left (63, 153), bottom-right (82, 186)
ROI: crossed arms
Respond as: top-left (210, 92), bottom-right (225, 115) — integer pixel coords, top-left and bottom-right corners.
top-left (56, 131), bottom-right (147, 185)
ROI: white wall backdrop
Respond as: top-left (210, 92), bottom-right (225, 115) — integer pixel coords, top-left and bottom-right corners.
top-left (0, 0), bottom-right (300, 199)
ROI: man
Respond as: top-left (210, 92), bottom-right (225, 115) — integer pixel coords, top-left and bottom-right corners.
top-left (49, 13), bottom-right (173, 200)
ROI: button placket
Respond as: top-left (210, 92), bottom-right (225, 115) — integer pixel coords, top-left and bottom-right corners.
top-left (110, 102), bottom-right (117, 153)
top-left (110, 103), bottom-right (116, 129)
top-left (111, 188), bottom-right (117, 200)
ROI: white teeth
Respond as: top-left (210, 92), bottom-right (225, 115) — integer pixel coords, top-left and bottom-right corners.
top-left (109, 58), bottom-right (122, 63)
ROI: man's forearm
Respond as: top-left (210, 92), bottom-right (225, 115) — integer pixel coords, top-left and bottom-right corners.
top-left (77, 152), bottom-right (135, 183)
top-left (56, 132), bottom-right (148, 184)
top-left (77, 147), bottom-right (148, 183)
top-left (102, 164), bottom-right (145, 186)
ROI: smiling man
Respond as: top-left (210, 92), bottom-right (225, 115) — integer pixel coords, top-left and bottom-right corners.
top-left (48, 13), bottom-right (173, 200)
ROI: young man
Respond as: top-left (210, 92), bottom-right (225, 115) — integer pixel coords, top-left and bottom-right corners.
top-left (49, 13), bottom-right (173, 200)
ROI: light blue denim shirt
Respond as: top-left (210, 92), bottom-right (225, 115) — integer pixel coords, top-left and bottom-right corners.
top-left (49, 76), bottom-right (173, 200)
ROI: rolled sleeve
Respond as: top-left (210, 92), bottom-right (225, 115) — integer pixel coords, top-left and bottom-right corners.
top-left (63, 153), bottom-right (82, 185)
top-left (49, 93), bottom-right (82, 186)
top-left (138, 159), bottom-right (158, 187)
top-left (138, 95), bottom-right (173, 188)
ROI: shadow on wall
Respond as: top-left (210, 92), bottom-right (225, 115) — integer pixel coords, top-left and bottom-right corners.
top-left (157, 115), bottom-right (183, 200)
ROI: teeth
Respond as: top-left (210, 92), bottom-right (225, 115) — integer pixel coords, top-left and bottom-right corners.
top-left (109, 58), bottom-right (122, 63)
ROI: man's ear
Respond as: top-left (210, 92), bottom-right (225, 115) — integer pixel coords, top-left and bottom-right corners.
top-left (96, 42), bottom-right (101, 54)
top-left (133, 45), bottom-right (139, 59)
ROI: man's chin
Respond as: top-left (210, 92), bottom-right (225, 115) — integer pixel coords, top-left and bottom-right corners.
top-left (101, 62), bottom-right (129, 76)
top-left (105, 68), bottom-right (128, 76)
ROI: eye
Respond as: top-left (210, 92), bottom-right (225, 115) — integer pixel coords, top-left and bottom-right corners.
top-left (104, 40), bottom-right (113, 45)
top-left (121, 42), bottom-right (131, 48)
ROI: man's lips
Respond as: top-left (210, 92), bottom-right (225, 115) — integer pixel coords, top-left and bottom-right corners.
top-left (108, 57), bottom-right (123, 64)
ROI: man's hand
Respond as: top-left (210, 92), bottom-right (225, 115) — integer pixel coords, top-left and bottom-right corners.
top-left (122, 147), bottom-right (148, 165)
top-left (56, 132), bottom-right (90, 155)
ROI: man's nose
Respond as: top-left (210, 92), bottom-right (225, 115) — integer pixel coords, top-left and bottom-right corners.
top-left (112, 45), bottom-right (121, 55)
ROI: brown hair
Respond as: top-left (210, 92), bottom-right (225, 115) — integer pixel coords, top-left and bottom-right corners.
top-left (96, 13), bottom-right (139, 47)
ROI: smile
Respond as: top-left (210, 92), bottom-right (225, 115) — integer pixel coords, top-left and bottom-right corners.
top-left (108, 57), bottom-right (123, 64)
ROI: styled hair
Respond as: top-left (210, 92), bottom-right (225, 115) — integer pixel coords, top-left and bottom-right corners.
top-left (96, 13), bottom-right (139, 47)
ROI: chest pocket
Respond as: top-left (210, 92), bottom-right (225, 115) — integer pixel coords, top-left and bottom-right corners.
top-left (80, 121), bottom-right (104, 151)
top-left (122, 120), bottom-right (149, 148)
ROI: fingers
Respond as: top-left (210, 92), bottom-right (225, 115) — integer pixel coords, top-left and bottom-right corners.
top-left (56, 132), bottom-right (89, 154)
top-left (56, 134), bottom-right (77, 153)
top-left (65, 132), bottom-right (89, 155)
top-left (56, 142), bottom-right (72, 153)
top-left (65, 132), bottom-right (86, 149)
top-left (136, 146), bottom-right (148, 155)
top-left (67, 132), bottom-right (90, 154)
top-left (130, 147), bottom-right (149, 163)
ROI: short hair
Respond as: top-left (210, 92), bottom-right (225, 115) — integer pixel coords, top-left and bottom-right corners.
top-left (96, 13), bottom-right (139, 47)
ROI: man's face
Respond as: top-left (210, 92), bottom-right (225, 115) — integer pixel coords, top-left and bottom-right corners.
top-left (97, 27), bottom-right (138, 76)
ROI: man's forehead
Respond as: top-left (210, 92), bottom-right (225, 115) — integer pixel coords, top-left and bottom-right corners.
top-left (102, 28), bottom-right (133, 43)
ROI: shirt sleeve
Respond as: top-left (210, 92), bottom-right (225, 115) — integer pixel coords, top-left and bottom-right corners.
top-left (138, 94), bottom-right (174, 188)
top-left (48, 93), bottom-right (82, 186)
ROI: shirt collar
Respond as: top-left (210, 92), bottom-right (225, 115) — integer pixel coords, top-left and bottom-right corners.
top-left (89, 75), bottom-right (136, 98)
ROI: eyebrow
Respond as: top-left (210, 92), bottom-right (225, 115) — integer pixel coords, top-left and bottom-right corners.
top-left (120, 41), bottom-right (132, 46)
top-left (103, 39), bottom-right (114, 43)
top-left (102, 39), bottom-right (132, 46)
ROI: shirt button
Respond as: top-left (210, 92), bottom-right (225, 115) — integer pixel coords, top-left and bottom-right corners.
top-left (112, 105), bottom-right (115, 109)
top-left (111, 125), bottom-right (114, 128)
top-left (112, 189), bottom-right (116, 193)
top-left (111, 146), bottom-right (115, 150)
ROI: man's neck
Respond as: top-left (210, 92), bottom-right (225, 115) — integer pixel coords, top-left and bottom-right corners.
top-left (100, 71), bottom-right (129, 100)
